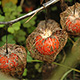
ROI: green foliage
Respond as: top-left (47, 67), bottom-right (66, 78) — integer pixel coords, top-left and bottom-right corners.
top-left (0, 24), bottom-right (4, 28)
top-left (23, 68), bottom-right (27, 76)
top-left (27, 26), bottom-right (36, 34)
top-left (0, 34), bottom-right (16, 47)
top-left (0, 41), bottom-right (5, 47)
top-left (0, 2), bottom-right (36, 46)
top-left (27, 51), bottom-right (33, 62)
top-left (0, 15), bottom-right (5, 28)
top-left (3, 2), bottom-right (22, 21)
top-left (21, 16), bottom-right (36, 34)
top-left (74, 37), bottom-right (79, 41)
top-left (22, 16), bottom-right (36, 28)
top-left (8, 22), bottom-right (21, 33)
top-left (14, 30), bottom-right (26, 43)
top-left (2, 34), bottom-right (16, 43)
top-left (0, 1), bottom-right (36, 46)
top-left (0, 2), bottom-right (29, 46)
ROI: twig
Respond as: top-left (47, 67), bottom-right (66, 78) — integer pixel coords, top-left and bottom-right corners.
top-left (5, 25), bottom-right (8, 54)
top-left (20, 0), bottom-right (24, 7)
top-left (25, 7), bottom-right (41, 23)
top-left (68, 37), bottom-right (75, 44)
top-left (61, 49), bottom-right (66, 63)
top-left (0, 0), bottom-right (59, 25)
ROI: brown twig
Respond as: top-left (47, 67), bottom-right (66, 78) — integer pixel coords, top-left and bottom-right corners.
top-left (20, 0), bottom-right (24, 7)
top-left (25, 8), bottom-right (41, 23)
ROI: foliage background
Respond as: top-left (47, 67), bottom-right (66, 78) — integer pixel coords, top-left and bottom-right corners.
top-left (0, 0), bottom-right (80, 80)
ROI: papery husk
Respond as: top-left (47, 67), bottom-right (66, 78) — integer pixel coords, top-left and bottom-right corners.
top-left (26, 19), bottom-right (68, 62)
top-left (0, 44), bottom-right (27, 78)
top-left (60, 2), bottom-right (80, 36)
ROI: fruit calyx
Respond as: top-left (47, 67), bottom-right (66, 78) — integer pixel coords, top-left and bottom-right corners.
top-left (67, 11), bottom-right (79, 22)
top-left (66, 11), bottom-right (80, 33)
top-left (40, 29), bottom-right (52, 39)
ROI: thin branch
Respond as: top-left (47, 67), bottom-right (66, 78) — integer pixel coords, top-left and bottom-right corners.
top-left (20, 0), bottom-right (24, 7)
top-left (25, 8), bottom-right (40, 23)
top-left (0, 0), bottom-right (59, 25)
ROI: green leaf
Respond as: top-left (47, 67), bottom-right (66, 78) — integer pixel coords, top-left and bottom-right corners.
top-left (17, 6), bottom-right (22, 13)
top-left (2, 34), bottom-right (16, 44)
top-left (0, 15), bottom-right (5, 27)
top-left (17, 36), bottom-right (25, 42)
top-left (8, 40), bottom-right (16, 44)
top-left (23, 22), bottom-right (31, 28)
top-left (27, 26), bottom-right (36, 34)
top-left (7, 34), bottom-right (14, 40)
top-left (0, 15), bottom-right (5, 21)
top-left (27, 51), bottom-right (30, 55)
top-left (0, 41), bottom-right (5, 47)
top-left (23, 68), bottom-right (27, 76)
top-left (27, 55), bottom-right (33, 62)
top-left (8, 27), bottom-right (14, 33)
top-left (22, 16), bottom-right (36, 28)
top-left (12, 22), bottom-right (20, 28)
top-left (12, 22), bottom-right (21, 30)
top-left (3, 2), bottom-right (22, 22)
top-left (11, 12), bottom-right (17, 16)
top-left (74, 37), bottom-right (79, 41)
top-left (14, 30), bottom-right (26, 42)
top-left (14, 30), bottom-right (26, 36)
top-left (8, 22), bottom-right (21, 33)
top-left (3, 2), bottom-right (17, 13)
top-left (0, 25), bottom-right (4, 28)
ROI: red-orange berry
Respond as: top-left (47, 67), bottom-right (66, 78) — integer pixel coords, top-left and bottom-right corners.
top-left (0, 53), bottom-right (18, 69)
top-left (0, 44), bottom-right (27, 78)
top-left (66, 14), bottom-right (80, 33)
top-left (60, 3), bottom-right (80, 35)
top-left (35, 35), bottom-right (59, 55)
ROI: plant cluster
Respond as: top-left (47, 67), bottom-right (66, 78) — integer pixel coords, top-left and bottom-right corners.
top-left (0, 0), bottom-right (80, 80)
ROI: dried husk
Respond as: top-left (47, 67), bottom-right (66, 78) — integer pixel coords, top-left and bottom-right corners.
top-left (0, 44), bottom-right (27, 78)
top-left (60, 2), bottom-right (80, 35)
top-left (26, 19), bottom-right (68, 62)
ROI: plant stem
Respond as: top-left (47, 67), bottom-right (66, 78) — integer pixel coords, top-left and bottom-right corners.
top-left (6, 25), bottom-right (8, 54)
top-left (20, 0), bottom-right (24, 8)
top-left (0, 0), bottom-right (59, 25)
